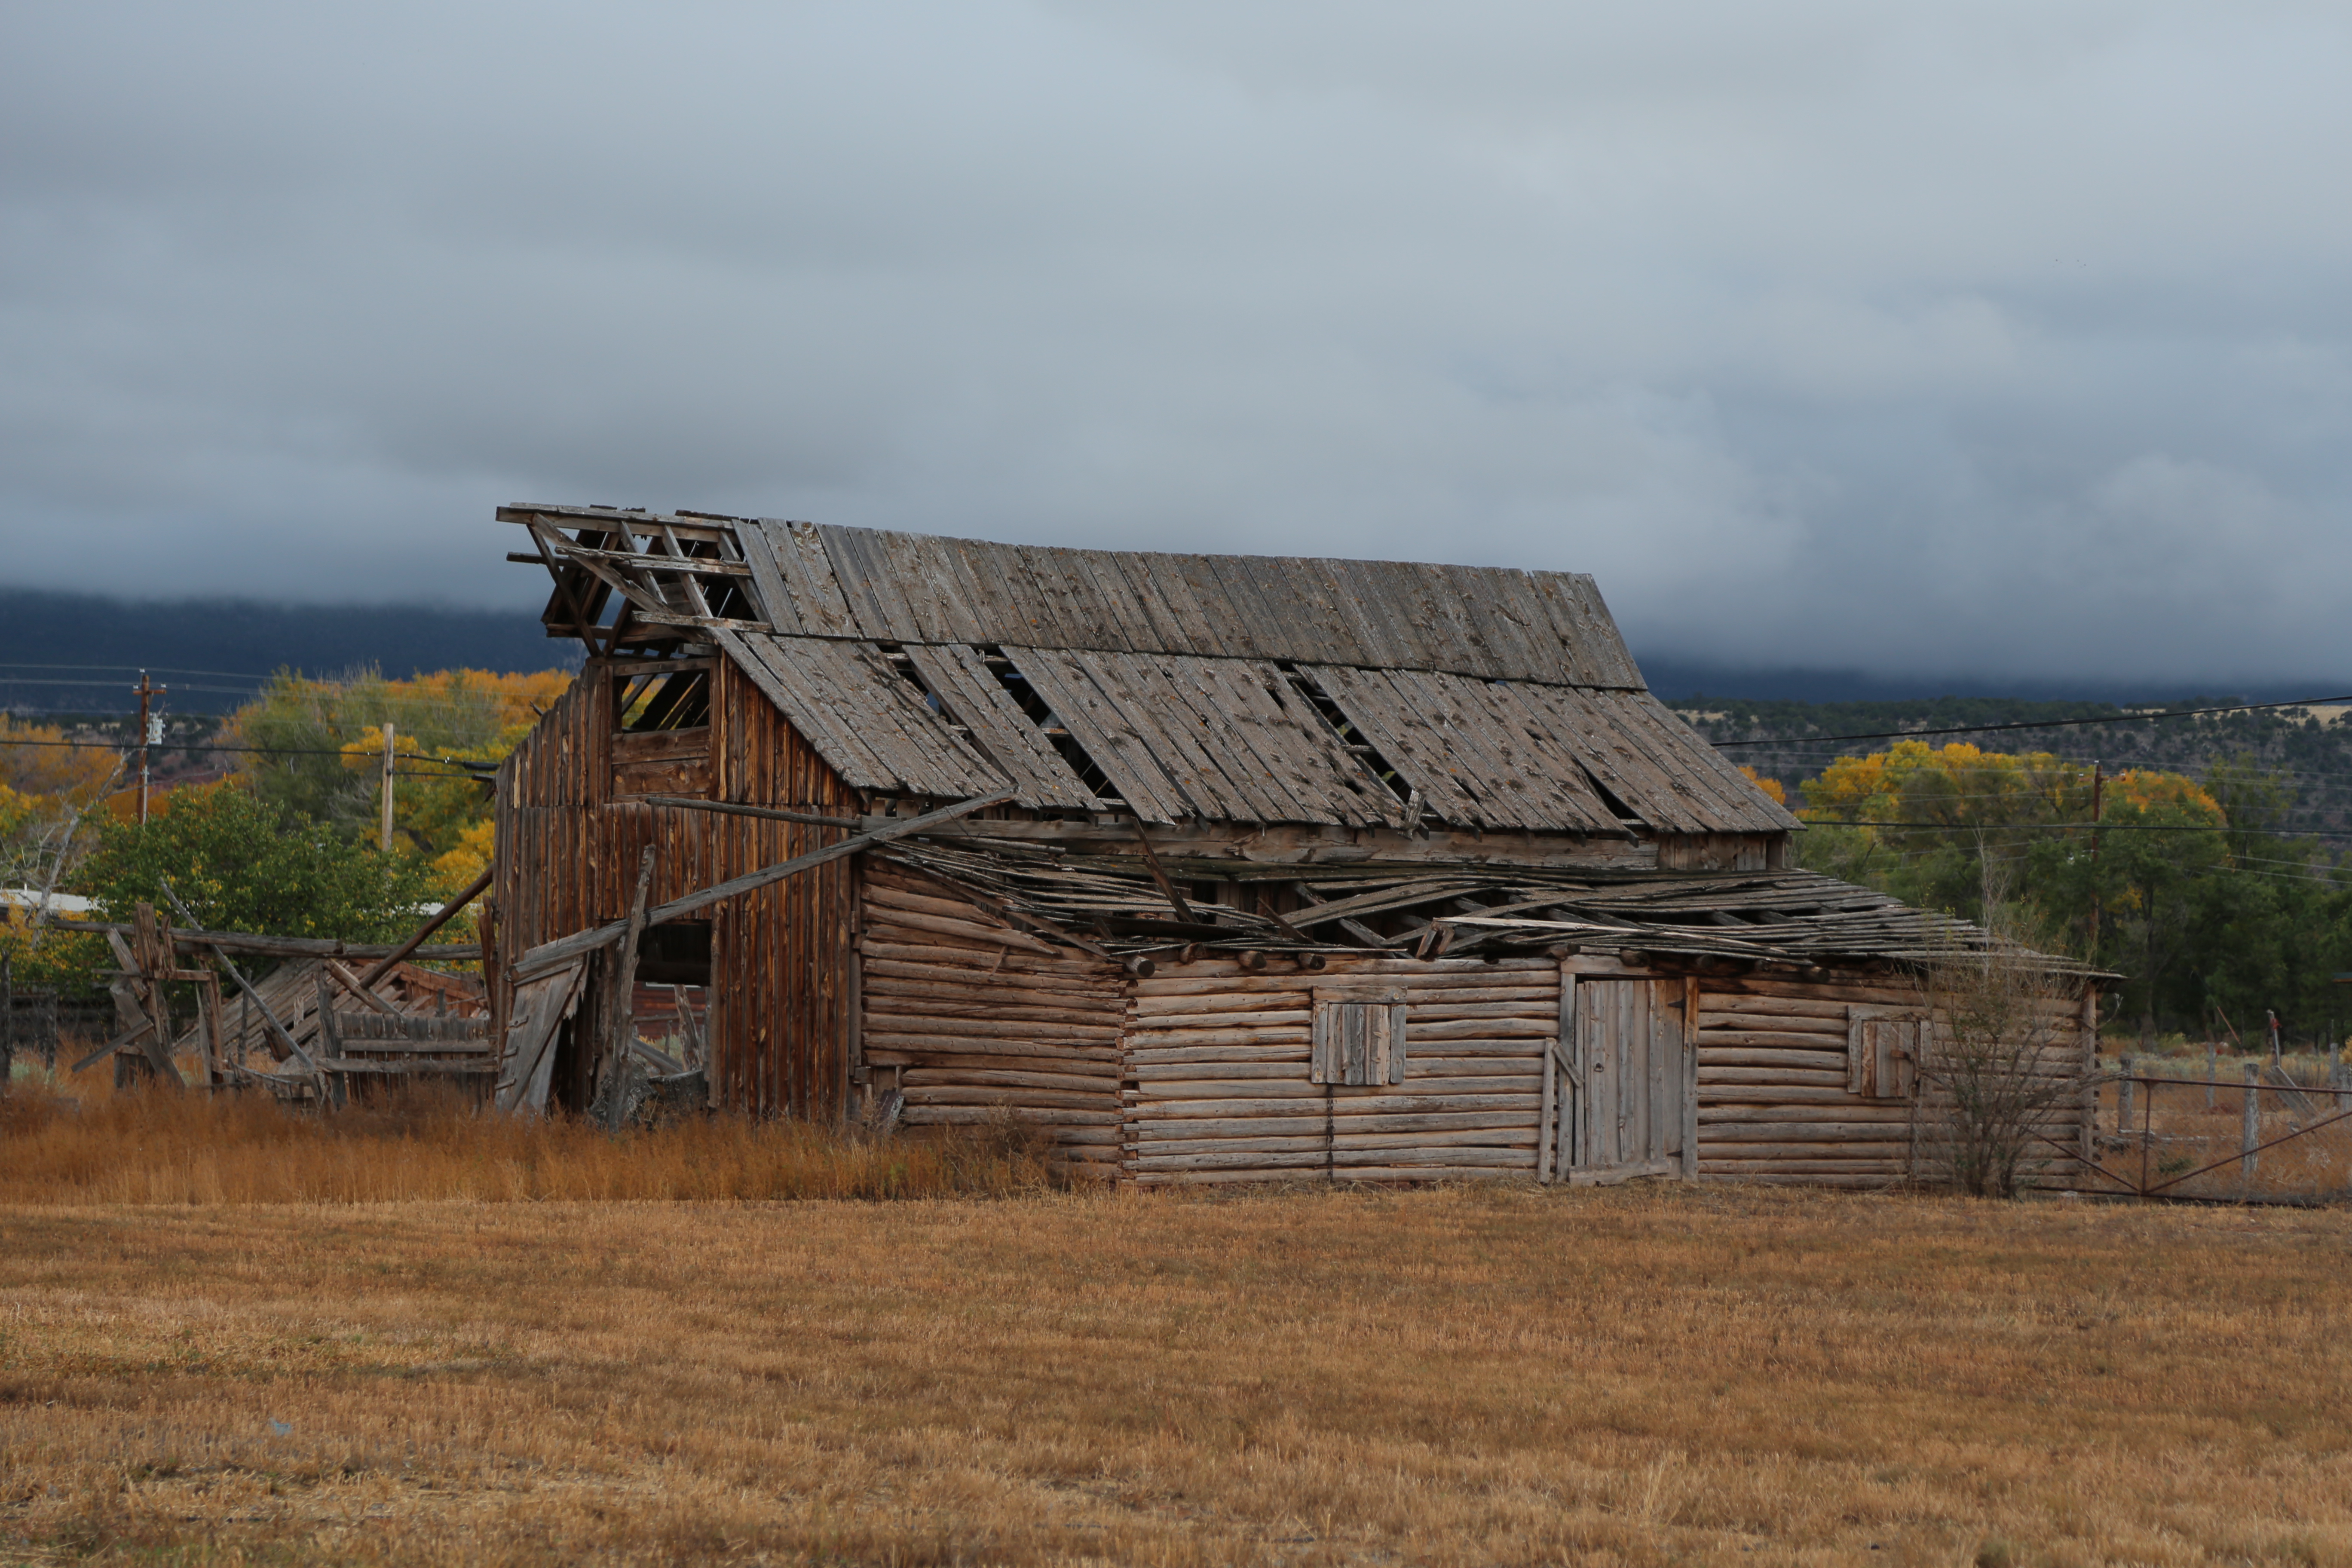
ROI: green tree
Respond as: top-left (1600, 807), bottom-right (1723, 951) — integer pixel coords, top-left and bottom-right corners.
top-left (72, 784), bottom-right (438, 950)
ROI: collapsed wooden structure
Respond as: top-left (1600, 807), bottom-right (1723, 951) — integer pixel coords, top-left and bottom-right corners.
top-left (487, 503), bottom-right (2102, 1186)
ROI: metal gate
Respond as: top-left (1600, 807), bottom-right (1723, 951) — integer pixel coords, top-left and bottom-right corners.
top-left (1545, 975), bottom-right (1694, 1185)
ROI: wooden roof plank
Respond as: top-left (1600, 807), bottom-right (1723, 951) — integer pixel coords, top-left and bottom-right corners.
top-left (1303, 664), bottom-right (1494, 828)
top-left (1609, 689), bottom-right (1803, 832)
top-left (760, 521), bottom-right (859, 637)
top-left (731, 524), bottom-right (802, 634)
top-left (1195, 656), bottom-right (1400, 827)
top-left (1522, 683), bottom-right (1709, 834)
top-left (817, 527), bottom-right (923, 643)
top-left (1004, 646), bottom-right (1194, 824)
top-left (1453, 676), bottom-right (1625, 834)
top-left (906, 645), bottom-right (1100, 811)
top-left (716, 629), bottom-right (896, 790)
top-left (1091, 651), bottom-right (1271, 822)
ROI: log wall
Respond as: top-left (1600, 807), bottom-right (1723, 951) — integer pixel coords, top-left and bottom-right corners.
top-left (858, 861), bottom-right (1127, 1173)
top-left (495, 655), bottom-right (859, 1119)
top-left (1121, 955), bottom-right (1554, 1186)
top-left (1691, 973), bottom-right (2091, 1188)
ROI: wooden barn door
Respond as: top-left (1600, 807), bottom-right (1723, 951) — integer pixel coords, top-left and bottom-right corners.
top-left (1565, 977), bottom-right (1694, 1184)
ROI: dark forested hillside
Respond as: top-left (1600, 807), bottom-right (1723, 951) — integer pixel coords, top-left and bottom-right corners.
top-left (1669, 695), bottom-right (2352, 841)
top-left (0, 588), bottom-right (577, 714)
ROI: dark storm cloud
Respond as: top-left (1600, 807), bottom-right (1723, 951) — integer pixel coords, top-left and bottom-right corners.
top-left (2, 1), bottom-right (2347, 684)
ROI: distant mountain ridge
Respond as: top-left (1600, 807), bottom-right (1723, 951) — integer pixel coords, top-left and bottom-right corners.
top-left (0, 587), bottom-right (579, 714)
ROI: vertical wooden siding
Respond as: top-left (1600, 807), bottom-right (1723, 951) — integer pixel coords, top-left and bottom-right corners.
top-left (494, 656), bottom-right (859, 1121)
top-left (1121, 956), bottom-right (1553, 1185)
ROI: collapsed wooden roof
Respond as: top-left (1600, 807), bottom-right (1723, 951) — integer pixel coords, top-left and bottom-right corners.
top-left (500, 502), bottom-right (1801, 837)
top-left (880, 836), bottom-right (2103, 977)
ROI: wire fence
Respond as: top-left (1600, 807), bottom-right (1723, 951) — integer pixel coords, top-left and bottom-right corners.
top-left (2074, 1054), bottom-right (2352, 1204)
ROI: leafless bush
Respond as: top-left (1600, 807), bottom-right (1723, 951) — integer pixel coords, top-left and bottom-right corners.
top-left (1914, 857), bottom-right (2088, 1197)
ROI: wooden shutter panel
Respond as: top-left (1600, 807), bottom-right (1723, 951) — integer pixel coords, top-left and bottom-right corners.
top-left (1847, 1008), bottom-right (1924, 1099)
top-left (1311, 993), bottom-right (1408, 1087)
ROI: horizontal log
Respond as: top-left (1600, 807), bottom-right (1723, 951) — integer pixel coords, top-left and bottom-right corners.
top-left (864, 977), bottom-right (1119, 1013)
top-left (1133, 1110), bottom-right (1538, 1140)
top-left (1130, 1075), bottom-right (1540, 1101)
top-left (1698, 1086), bottom-right (1872, 1105)
top-left (1125, 1026), bottom-right (1311, 1049)
top-left (863, 957), bottom-right (1118, 997)
top-left (864, 882), bottom-right (1006, 921)
top-left (1695, 1030), bottom-right (1855, 1050)
top-left (1400, 1000), bottom-right (1558, 1022)
top-left (863, 1012), bottom-right (1119, 1044)
top-left (1697, 1047), bottom-right (1848, 1069)
top-left (1131, 1091), bottom-right (1535, 1119)
top-left (901, 1087), bottom-right (1118, 1111)
top-left (1700, 1172), bottom-right (1901, 1188)
top-left (1130, 992), bottom-right (1311, 1018)
top-left (867, 912), bottom-right (1059, 955)
top-left (902, 1106), bottom-right (1124, 1128)
top-left (1132, 1128), bottom-right (1542, 1158)
top-left (1694, 1142), bottom-right (1909, 1159)
top-left (1700, 1123), bottom-right (1920, 1141)
top-left (1125, 1008), bottom-right (1311, 1032)
top-left (1700, 1104), bottom-right (1909, 1124)
top-left (1694, 995), bottom-right (1853, 1022)
top-left (900, 1067), bottom-right (1120, 1095)
top-left (860, 940), bottom-right (1109, 977)
top-left (1408, 1018), bottom-right (1553, 1041)
top-left (863, 1033), bottom-right (1118, 1062)
top-left (1126, 1044), bottom-right (1314, 1067)
top-left (1126, 1166), bottom-right (1523, 1186)
top-left (1697, 1006), bottom-right (1847, 1029)
top-left (1697, 1067), bottom-right (1851, 1088)
top-left (1129, 1144), bottom-right (1536, 1173)
top-left (1702, 980), bottom-right (1931, 1008)
top-left (1131, 1061), bottom-right (1307, 1083)
top-left (869, 1047), bottom-right (1117, 1075)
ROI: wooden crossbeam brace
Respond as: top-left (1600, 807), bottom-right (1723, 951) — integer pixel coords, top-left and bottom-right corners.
top-left (513, 787), bottom-right (1017, 981)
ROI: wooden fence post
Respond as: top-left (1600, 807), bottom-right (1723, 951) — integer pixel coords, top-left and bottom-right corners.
top-left (2118, 1055), bottom-right (2136, 1139)
top-left (2241, 1063), bottom-right (2261, 1189)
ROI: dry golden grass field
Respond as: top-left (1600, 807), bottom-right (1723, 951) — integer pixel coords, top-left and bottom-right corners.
top-left (2, 1087), bottom-right (2351, 1565)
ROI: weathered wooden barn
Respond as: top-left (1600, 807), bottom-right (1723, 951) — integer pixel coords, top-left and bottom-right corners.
top-left (487, 503), bottom-right (2100, 1187)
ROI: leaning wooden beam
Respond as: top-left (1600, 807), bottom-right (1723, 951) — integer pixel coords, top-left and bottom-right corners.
top-left (641, 795), bottom-right (863, 830)
top-left (52, 919), bottom-right (478, 963)
top-left (325, 959), bottom-right (401, 1017)
top-left (156, 881), bottom-right (328, 1089)
top-left (359, 865), bottom-right (495, 987)
top-left (514, 787), bottom-right (1019, 980)
top-left (600, 846), bottom-right (657, 1132)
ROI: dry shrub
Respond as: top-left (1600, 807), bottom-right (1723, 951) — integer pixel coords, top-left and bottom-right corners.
top-left (0, 1077), bottom-right (1063, 1204)
top-left (1917, 945), bottom-right (2083, 1198)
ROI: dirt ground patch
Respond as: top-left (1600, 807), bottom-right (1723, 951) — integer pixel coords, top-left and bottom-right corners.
top-left (1, 1183), bottom-right (2347, 1565)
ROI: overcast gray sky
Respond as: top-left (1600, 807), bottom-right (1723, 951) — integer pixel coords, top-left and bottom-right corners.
top-left (3, 2), bottom-right (2347, 685)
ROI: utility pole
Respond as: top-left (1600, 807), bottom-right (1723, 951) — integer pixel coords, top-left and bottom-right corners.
top-left (2086, 760), bottom-right (2103, 963)
top-left (380, 721), bottom-right (397, 854)
top-left (133, 671), bottom-right (166, 825)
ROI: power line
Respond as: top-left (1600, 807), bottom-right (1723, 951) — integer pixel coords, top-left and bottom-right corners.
top-left (1706, 693), bottom-right (2352, 748)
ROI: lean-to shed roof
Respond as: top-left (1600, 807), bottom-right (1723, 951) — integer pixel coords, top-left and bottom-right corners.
top-left (500, 503), bottom-right (1801, 836)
